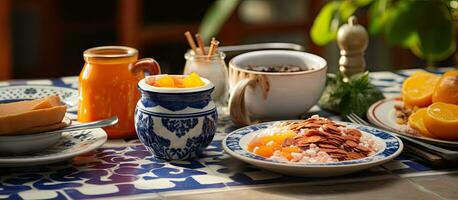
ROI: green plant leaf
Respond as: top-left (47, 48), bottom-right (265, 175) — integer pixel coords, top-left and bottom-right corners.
top-left (383, 0), bottom-right (418, 47)
top-left (368, 0), bottom-right (390, 35)
top-left (411, 1), bottom-right (456, 62)
top-left (199, 0), bottom-right (240, 42)
top-left (311, 1), bottom-right (342, 46)
top-left (383, 0), bottom-right (455, 62)
top-left (312, 0), bottom-right (455, 62)
top-left (340, 0), bottom-right (373, 20)
top-left (312, 0), bottom-right (372, 46)
top-left (318, 73), bottom-right (344, 112)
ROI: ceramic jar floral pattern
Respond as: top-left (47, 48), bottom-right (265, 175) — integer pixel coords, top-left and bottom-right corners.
top-left (134, 76), bottom-right (217, 160)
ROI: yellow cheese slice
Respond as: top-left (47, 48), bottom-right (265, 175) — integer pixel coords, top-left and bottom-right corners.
top-left (0, 96), bottom-right (67, 135)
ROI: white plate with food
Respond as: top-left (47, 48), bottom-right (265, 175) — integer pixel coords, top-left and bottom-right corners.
top-left (0, 86), bottom-right (108, 163)
top-left (0, 94), bottom-right (76, 154)
top-left (0, 128), bottom-right (107, 167)
top-left (367, 98), bottom-right (458, 147)
top-left (223, 116), bottom-right (403, 177)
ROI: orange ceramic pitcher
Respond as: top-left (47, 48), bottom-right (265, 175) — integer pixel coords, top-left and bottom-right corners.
top-left (78, 46), bottom-right (160, 138)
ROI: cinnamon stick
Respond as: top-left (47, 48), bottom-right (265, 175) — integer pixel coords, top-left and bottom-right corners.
top-left (195, 33), bottom-right (206, 55)
top-left (184, 31), bottom-right (198, 54)
top-left (207, 37), bottom-right (220, 59)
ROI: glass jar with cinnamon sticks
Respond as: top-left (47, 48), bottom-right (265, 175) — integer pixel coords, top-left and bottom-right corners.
top-left (183, 32), bottom-right (228, 104)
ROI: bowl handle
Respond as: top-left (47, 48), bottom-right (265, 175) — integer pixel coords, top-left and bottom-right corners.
top-left (130, 58), bottom-right (161, 76)
top-left (228, 77), bottom-right (257, 126)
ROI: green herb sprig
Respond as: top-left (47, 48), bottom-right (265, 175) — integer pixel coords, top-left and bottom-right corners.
top-left (318, 72), bottom-right (385, 117)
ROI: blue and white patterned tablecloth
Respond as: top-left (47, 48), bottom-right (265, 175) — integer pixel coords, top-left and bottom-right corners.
top-left (1, 68), bottom-right (457, 200)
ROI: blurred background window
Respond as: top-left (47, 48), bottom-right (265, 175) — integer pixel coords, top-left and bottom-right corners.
top-left (1, 0), bottom-right (456, 80)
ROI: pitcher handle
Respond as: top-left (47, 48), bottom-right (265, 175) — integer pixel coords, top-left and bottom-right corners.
top-left (131, 58), bottom-right (161, 76)
top-left (228, 77), bottom-right (257, 126)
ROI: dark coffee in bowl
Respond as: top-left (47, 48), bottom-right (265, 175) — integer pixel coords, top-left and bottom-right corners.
top-left (244, 64), bottom-right (310, 73)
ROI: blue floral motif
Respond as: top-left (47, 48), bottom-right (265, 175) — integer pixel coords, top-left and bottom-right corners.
top-left (135, 82), bottom-right (218, 160)
top-left (72, 130), bottom-right (92, 140)
top-left (161, 118), bottom-right (198, 138)
top-left (58, 140), bottom-right (76, 148)
top-left (135, 111), bottom-right (171, 159)
top-left (200, 115), bottom-right (217, 148)
top-left (165, 113), bottom-right (217, 159)
top-left (24, 88), bottom-right (37, 95)
top-left (135, 108), bottom-right (217, 160)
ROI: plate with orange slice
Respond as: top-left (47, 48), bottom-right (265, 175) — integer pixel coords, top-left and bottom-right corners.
top-left (223, 117), bottom-right (402, 177)
top-left (368, 70), bottom-right (458, 147)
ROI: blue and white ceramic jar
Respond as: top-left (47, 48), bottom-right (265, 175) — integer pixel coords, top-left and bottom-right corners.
top-left (134, 75), bottom-right (217, 160)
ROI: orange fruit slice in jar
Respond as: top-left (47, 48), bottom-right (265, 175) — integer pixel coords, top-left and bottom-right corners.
top-left (432, 70), bottom-right (458, 105)
top-left (183, 72), bottom-right (205, 88)
top-left (402, 71), bottom-right (440, 108)
top-left (174, 77), bottom-right (185, 88)
top-left (155, 75), bottom-right (175, 87)
top-left (407, 108), bottom-right (434, 138)
top-left (423, 102), bottom-right (458, 140)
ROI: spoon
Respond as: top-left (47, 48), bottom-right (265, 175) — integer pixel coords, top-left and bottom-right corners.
top-left (38, 116), bottom-right (119, 135)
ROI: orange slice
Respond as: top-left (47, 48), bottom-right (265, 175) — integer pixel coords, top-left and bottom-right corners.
top-left (402, 72), bottom-right (440, 108)
top-left (279, 146), bottom-right (301, 161)
top-left (260, 131), bottom-right (296, 144)
top-left (407, 108), bottom-right (433, 138)
top-left (432, 70), bottom-right (458, 104)
top-left (183, 72), bottom-right (205, 88)
top-left (254, 145), bottom-right (275, 158)
top-left (155, 76), bottom-right (175, 87)
top-left (248, 130), bottom-right (296, 158)
top-left (410, 71), bottom-right (434, 77)
top-left (423, 102), bottom-right (458, 140)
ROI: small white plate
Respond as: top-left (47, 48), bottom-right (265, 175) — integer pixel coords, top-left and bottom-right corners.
top-left (223, 121), bottom-right (403, 177)
top-left (0, 128), bottom-right (107, 167)
top-left (367, 98), bottom-right (458, 147)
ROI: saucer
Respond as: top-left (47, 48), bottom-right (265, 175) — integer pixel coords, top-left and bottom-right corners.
top-left (0, 128), bottom-right (107, 167)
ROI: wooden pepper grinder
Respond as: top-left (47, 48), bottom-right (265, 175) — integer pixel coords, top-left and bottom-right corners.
top-left (337, 16), bottom-right (368, 81)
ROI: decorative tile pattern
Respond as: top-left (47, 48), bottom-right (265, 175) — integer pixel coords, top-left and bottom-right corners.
top-left (0, 68), bottom-right (456, 200)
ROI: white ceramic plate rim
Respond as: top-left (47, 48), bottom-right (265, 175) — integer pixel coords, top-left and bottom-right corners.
top-left (367, 98), bottom-right (458, 146)
top-left (138, 75), bottom-right (214, 93)
top-left (223, 121), bottom-right (403, 168)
